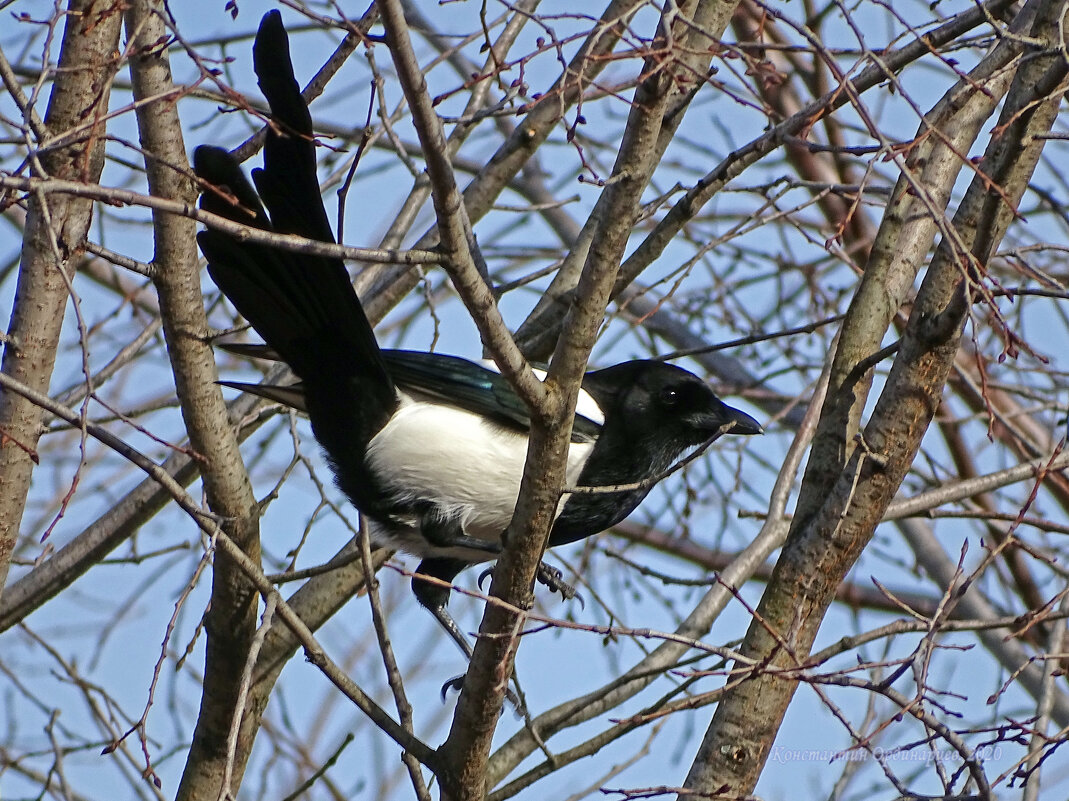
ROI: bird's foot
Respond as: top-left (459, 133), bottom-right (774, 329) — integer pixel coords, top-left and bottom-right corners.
top-left (440, 673), bottom-right (526, 716)
top-left (440, 673), bottom-right (464, 702)
top-left (478, 562), bottom-right (585, 609)
top-left (536, 562), bottom-right (584, 609)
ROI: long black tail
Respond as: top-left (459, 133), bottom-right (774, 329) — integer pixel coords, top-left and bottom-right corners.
top-left (194, 11), bottom-right (397, 494)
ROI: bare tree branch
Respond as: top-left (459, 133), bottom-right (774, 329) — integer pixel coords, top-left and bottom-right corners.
top-left (681, 3), bottom-right (1069, 796)
top-left (0, 0), bottom-right (122, 599)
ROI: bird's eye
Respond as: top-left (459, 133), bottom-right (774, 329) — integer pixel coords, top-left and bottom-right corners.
top-left (660, 387), bottom-right (680, 406)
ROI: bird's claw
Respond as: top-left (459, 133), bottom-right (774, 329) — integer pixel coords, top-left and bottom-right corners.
top-left (536, 562), bottom-right (584, 609)
top-left (440, 673), bottom-right (525, 715)
top-left (440, 674), bottom-right (465, 702)
top-left (480, 563), bottom-right (586, 611)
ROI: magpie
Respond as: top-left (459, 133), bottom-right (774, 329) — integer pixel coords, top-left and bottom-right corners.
top-left (194, 11), bottom-right (762, 656)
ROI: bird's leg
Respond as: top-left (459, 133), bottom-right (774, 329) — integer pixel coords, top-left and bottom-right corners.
top-left (412, 558), bottom-right (527, 713)
top-left (411, 557), bottom-right (475, 658)
top-left (432, 606), bottom-right (477, 663)
top-left (423, 600), bottom-right (519, 707)
top-left (420, 509), bottom-right (502, 556)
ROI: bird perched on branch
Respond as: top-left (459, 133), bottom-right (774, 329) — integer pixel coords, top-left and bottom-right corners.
top-left (194, 11), bottom-right (761, 657)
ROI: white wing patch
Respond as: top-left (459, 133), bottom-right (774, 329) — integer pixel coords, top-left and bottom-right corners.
top-left (479, 359), bottom-right (606, 426)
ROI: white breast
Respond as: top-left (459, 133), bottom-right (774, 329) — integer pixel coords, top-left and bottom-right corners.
top-left (364, 394), bottom-right (595, 560)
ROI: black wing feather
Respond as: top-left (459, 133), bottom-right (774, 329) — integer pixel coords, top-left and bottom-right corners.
top-left (384, 351), bottom-right (536, 435)
top-left (195, 12), bottom-right (399, 508)
top-left (382, 352), bottom-right (603, 442)
top-left (213, 345), bottom-right (603, 444)
top-left (250, 11), bottom-right (336, 246)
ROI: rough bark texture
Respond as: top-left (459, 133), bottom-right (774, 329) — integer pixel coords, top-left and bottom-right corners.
top-left (428, 1), bottom-right (713, 794)
top-left (121, 1), bottom-right (267, 797)
top-left (3, 2), bottom-right (1066, 798)
top-left (679, 2), bottom-right (1069, 796)
top-left (0, 0), bottom-right (122, 600)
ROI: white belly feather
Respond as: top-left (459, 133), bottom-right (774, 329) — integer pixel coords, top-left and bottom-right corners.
top-left (364, 394), bottom-right (594, 561)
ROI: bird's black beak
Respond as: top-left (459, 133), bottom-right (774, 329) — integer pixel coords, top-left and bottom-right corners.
top-left (722, 406), bottom-right (765, 438)
top-left (693, 403), bottom-right (764, 436)
top-left (723, 405), bottom-right (763, 435)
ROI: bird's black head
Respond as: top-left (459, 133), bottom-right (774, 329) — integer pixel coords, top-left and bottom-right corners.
top-left (582, 360), bottom-right (761, 473)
